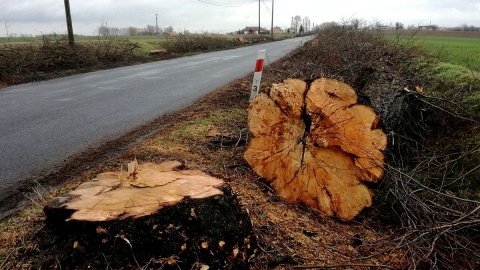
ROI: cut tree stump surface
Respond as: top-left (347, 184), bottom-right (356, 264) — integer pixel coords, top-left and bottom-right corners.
top-left (43, 161), bottom-right (255, 269)
top-left (46, 160), bottom-right (224, 221)
top-left (244, 78), bottom-right (387, 220)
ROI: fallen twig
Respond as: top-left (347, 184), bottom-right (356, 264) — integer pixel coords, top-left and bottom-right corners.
top-left (292, 263), bottom-right (397, 269)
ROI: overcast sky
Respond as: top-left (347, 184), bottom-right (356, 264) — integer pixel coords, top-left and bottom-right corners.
top-left (1, 0), bottom-right (480, 36)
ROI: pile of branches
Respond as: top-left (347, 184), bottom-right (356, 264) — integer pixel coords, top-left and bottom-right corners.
top-left (0, 36), bottom-right (140, 86)
top-left (262, 26), bottom-right (480, 269)
top-left (161, 34), bottom-right (242, 54)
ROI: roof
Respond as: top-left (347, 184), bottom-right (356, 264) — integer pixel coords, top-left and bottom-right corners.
top-left (240, 26), bottom-right (268, 32)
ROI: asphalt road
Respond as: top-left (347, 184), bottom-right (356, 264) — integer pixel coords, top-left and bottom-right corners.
top-left (0, 37), bottom-right (308, 211)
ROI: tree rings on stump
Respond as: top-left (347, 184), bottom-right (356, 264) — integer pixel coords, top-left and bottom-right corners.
top-left (244, 78), bottom-right (387, 220)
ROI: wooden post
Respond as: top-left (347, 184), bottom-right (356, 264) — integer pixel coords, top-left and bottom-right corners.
top-left (249, 50), bottom-right (266, 102)
top-left (270, 0), bottom-right (274, 40)
top-left (64, 0), bottom-right (74, 46)
top-left (258, 0), bottom-right (260, 34)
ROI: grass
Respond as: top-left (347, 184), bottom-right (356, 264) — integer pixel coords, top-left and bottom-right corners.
top-left (387, 34), bottom-right (480, 72)
top-left (433, 62), bottom-right (480, 82)
top-left (0, 33), bottom-right (290, 86)
top-left (172, 108), bottom-right (246, 140)
top-left (0, 35), bottom-right (169, 55)
top-left (0, 34), bottom-right (165, 42)
top-left (0, 33), bottom-right (293, 55)
top-left (390, 32), bottom-right (480, 183)
top-left (415, 36), bottom-right (480, 72)
top-left (387, 33), bottom-right (480, 116)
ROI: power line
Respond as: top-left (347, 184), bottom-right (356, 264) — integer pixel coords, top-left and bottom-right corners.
top-left (261, 0), bottom-right (270, 13)
top-left (197, 0), bottom-right (255, 7)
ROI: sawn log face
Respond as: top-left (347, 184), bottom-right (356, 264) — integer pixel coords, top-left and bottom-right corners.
top-left (43, 161), bottom-right (255, 269)
top-left (244, 78), bottom-right (387, 220)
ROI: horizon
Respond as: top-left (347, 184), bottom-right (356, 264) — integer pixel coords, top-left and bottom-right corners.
top-left (1, 0), bottom-right (480, 37)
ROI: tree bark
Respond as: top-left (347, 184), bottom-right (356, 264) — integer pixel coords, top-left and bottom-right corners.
top-left (244, 78), bottom-right (387, 220)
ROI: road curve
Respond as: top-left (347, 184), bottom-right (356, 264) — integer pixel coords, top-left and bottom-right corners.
top-left (0, 37), bottom-right (308, 212)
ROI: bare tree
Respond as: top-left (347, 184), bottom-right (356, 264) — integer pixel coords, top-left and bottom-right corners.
top-left (146, 25), bottom-right (156, 35)
top-left (407, 24), bottom-right (416, 30)
top-left (319, 21), bottom-right (340, 30)
top-left (127, 26), bottom-right (138, 36)
top-left (4, 21), bottom-right (12, 41)
top-left (97, 19), bottom-right (110, 37)
top-left (164, 26), bottom-right (174, 34)
top-left (303, 16), bottom-right (311, 32)
top-left (351, 18), bottom-right (360, 30)
top-left (293, 15), bottom-right (301, 33)
top-left (109, 27), bottom-right (119, 36)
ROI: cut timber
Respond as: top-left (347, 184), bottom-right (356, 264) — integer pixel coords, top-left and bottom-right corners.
top-left (149, 49), bottom-right (168, 54)
top-left (43, 161), bottom-right (255, 269)
top-left (244, 78), bottom-right (387, 220)
top-left (46, 160), bottom-right (224, 221)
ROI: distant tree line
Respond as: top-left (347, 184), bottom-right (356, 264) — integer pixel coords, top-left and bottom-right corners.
top-left (309, 19), bottom-right (480, 33)
top-left (455, 24), bottom-right (480, 31)
top-left (97, 25), bottom-right (175, 36)
top-left (288, 15), bottom-right (311, 34)
top-left (2, 20), bottom-right (479, 39)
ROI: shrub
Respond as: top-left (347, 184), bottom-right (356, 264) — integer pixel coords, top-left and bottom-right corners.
top-left (0, 36), bottom-right (141, 85)
top-left (160, 34), bottom-right (241, 54)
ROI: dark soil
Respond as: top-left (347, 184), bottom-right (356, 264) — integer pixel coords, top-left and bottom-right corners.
top-left (40, 187), bottom-right (255, 269)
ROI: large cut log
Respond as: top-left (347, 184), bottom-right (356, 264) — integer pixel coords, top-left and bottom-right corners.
top-left (244, 78), bottom-right (387, 220)
top-left (43, 160), bottom-right (255, 269)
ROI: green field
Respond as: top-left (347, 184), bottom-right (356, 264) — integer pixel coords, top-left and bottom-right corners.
top-left (0, 35), bottom-right (169, 55)
top-left (387, 33), bottom-right (480, 83)
top-left (413, 36), bottom-right (480, 71)
top-left (385, 32), bottom-right (480, 114)
top-left (0, 33), bottom-right (293, 55)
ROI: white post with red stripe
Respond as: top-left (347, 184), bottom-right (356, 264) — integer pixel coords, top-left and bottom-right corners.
top-left (249, 49), bottom-right (266, 102)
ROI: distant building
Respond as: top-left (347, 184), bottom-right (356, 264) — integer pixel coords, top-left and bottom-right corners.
top-left (375, 24), bottom-right (392, 30)
top-left (239, 26), bottom-right (268, 34)
top-left (418, 25), bottom-right (437, 30)
top-left (286, 27), bottom-right (296, 34)
top-left (273, 27), bottom-right (283, 34)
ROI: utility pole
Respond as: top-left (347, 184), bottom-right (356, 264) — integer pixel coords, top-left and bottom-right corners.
top-left (270, 0), bottom-right (274, 39)
top-left (63, 0), bottom-right (74, 46)
top-left (291, 16), bottom-right (294, 35)
top-left (258, 0), bottom-right (260, 34)
top-left (155, 14), bottom-right (159, 35)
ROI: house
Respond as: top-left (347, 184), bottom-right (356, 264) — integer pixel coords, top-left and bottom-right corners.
top-left (239, 26), bottom-right (268, 34)
top-left (273, 26), bottom-right (283, 34)
top-left (285, 27), bottom-right (296, 34)
top-left (418, 25), bottom-right (437, 30)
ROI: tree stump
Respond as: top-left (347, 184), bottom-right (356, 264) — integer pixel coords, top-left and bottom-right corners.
top-left (43, 161), bottom-right (255, 269)
top-left (244, 78), bottom-right (387, 220)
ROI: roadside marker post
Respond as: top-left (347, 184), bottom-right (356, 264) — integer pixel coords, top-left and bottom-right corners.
top-left (249, 49), bottom-right (266, 102)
